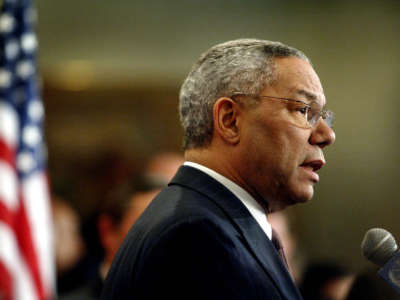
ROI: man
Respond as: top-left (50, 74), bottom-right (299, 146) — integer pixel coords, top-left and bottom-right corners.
top-left (143, 151), bottom-right (184, 187)
top-left (101, 39), bottom-right (335, 299)
top-left (96, 185), bottom-right (159, 284)
top-left (61, 181), bottom-right (159, 299)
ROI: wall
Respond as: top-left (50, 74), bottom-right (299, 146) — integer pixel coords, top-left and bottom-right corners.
top-left (38, 0), bottom-right (400, 272)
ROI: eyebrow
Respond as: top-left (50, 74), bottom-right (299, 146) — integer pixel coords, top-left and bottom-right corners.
top-left (296, 89), bottom-right (318, 101)
top-left (296, 89), bottom-right (327, 108)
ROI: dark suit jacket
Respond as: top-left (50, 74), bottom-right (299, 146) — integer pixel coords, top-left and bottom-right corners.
top-left (101, 166), bottom-right (303, 299)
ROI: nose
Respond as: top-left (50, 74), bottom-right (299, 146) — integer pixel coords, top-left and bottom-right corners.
top-left (309, 119), bottom-right (336, 148)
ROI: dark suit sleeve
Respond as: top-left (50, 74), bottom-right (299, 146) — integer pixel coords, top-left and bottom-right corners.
top-left (132, 217), bottom-right (281, 300)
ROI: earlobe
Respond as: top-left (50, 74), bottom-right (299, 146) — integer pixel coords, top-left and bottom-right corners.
top-left (213, 98), bottom-right (241, 145)
top-left (98, 215), bottom-right (116, 251)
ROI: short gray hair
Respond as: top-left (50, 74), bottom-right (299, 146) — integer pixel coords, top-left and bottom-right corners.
top-left (179, 38), bottom-right (309, 150)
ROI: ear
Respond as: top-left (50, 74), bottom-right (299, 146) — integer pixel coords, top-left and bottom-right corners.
top-left (213, 97), bottom-right (241, 145)
top-left (97, 214), bottom-right (117, 252)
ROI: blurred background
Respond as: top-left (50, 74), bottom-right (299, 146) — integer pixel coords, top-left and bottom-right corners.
top-left (36, 0), bottom-right (399, 282)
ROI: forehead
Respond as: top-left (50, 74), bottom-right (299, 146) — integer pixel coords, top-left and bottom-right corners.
top-left (272, 57), bottom-right (325, 106)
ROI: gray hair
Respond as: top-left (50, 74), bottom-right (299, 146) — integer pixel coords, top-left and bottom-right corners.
top-left (179, 38), bottom-right (309, 150)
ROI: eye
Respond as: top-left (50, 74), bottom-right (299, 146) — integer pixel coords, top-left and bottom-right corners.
top-left (297, 105), bottom-right (310, 115)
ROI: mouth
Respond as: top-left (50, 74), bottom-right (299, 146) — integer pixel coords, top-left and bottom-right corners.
top-left (299, 159), bottom-right (325, 183)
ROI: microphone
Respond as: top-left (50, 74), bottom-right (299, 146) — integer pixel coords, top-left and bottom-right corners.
top-left (361, 228), bottom-right (400, 293)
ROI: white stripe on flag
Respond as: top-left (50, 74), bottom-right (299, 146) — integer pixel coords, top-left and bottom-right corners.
top-left (0, 102), bottom-right (18, 148)
top-left (22, 171), bottom-right (55, 294)
top-left (0, 222), bottom-right (38, 300)
top-left (0, 161), bottom-right (18, 209)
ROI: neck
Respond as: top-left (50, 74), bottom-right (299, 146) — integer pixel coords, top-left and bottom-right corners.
top-left (99, 261), bottom-right (111, 280)
top-left (185, 147), bottom-right (270, 213)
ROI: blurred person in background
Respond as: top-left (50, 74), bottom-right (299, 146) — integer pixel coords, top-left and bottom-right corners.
top-left (345, 268), bottom-right (398, 300)
top-left (52, 196), bottom-right (87, 294)
top-left (143, 151), bottom-right (184, 187)
top-left (55, 150), bottom-right (140, 295)
top-left (60, 179), bottom-right (159, 299)
top-left (299, 261), bottom-right (354, 300)
top-left (96, 182), bottom-right (159, 281)
top-left (102, 38), bottom-right (335, 299)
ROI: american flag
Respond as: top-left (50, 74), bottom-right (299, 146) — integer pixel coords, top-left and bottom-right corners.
top-left (0, 0), bottom-right (54, 299)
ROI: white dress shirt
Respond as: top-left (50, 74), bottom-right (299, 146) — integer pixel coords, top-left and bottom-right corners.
top-left (184, 161), bottom-right (272, 240)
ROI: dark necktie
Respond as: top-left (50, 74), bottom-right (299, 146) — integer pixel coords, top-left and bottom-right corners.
top-left (271, 228), bottom-right (290, 271)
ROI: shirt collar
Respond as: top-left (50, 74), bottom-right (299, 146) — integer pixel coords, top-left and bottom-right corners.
top-left (183, 161), bottom-right (272, 240)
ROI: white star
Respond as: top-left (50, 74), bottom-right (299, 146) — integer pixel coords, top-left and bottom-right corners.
top-left (21, 33), bottom-right (37, 53)
top-left (28, 100), bottom-right (44, 121)
top-left (0, 69), bottom-right (12, 88)
top-left (0, 13), bottom-right (15, 33)
top-left (23, 125), bottom-right (41, 147)
top-left (5, 39), bottom-right (20, 60)
top-left (16, 60), bottom-right (34, 79)
top-left (17, 151), bottom-right (35, 173)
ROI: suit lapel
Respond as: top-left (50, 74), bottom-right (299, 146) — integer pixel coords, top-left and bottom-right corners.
top-left (169, 166), bottom-right (302, 300)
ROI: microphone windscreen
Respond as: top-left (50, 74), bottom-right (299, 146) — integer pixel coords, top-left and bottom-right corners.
top-left (361, 228), bottom-right (398, 266)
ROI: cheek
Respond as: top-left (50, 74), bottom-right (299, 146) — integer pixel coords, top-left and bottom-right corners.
top-left (261, 126), bottom-right (306, 173)
top-left (280, 124), bottom-right (311, 164)
top-left (243, 116), bottom-right (310, 175)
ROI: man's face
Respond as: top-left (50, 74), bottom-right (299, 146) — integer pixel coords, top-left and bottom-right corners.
top-left (118, 191), bottom-right (158, 238)
top-left (110, 190), bottom-right (158, 258)
top-left (237, 57), bottom-right (335, 211)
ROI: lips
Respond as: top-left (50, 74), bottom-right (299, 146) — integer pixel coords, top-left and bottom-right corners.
top-left (299, 159), bottom-right (325, 182)
top-left (300, 159), bottom-right (325, 172)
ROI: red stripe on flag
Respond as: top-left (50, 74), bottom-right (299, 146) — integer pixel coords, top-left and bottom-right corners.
top-left (0, 196), bottom-right (14, 300)
top-left (0, 196), bottom-right (46, 299)
top-left (15, 192), bottom-right (46, 299)
top-left (0, 139), bottom-right (16, 169)
top-left (0, 261), bottom-right (12, 300)
top-left (0, 200), bottom-right (13, 226)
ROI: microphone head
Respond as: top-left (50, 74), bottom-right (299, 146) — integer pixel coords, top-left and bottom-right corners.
top-left (361, 228), bottom-right (398, 266)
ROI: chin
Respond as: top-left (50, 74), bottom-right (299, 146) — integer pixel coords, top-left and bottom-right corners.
top-left (289, 185), bottom-right (314, 204)
top-left (266, 182), bottom-right (314, 211)
top-left (299, 189), bottom-right (314, 202)
top-left (270, 189), bottom-right (312, 212)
